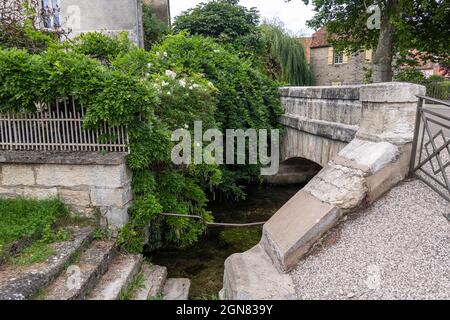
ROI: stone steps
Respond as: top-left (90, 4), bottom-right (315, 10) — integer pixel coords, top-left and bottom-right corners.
top-left (163, 278), bottom-right (191, 300)
top-left (132, 263), bottom-right (167, 300)
top-left (87, 253), bottom-right (143, 300)
top-left (0, 226), bottom-right (94, 300)
top-left (44, 240), bottom-right (117, 300)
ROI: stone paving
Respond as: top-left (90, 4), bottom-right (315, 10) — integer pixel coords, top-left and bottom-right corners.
top-left (291, 179), bottom-right (449, 300)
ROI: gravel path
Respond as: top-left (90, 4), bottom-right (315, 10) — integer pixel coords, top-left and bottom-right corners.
top-left (291, 179), bottom-right (449, 300)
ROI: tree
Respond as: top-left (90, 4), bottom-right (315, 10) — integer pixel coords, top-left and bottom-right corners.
top-left (173, 0), bottom-right (263, 56)
top-left (298, 0), bottom-right (450, 82)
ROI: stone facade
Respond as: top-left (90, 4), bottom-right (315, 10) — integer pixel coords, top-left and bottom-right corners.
top-left (0, 152), bottom-right (132, 230)
top-left (301, 28), bottom-right (372, 86)
top-left (310, 47), bottom-right (369, 86)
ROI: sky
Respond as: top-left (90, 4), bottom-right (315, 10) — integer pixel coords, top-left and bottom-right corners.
top-left (169, 0), bottom-right (316, 36)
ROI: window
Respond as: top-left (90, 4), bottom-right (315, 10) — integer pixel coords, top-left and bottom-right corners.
top-left (41, 0), bottom-right (61, 29)
top-left (334, 51), bottom-right (344, 65)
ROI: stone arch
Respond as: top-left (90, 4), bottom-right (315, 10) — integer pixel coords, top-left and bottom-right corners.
top-left (265, 156), bottom-right (322, 185)
top-left (280, 127), bottom-right (348, 168)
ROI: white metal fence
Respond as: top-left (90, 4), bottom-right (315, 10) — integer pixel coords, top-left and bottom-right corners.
top-left (0, 98), bottom-right (129, 153)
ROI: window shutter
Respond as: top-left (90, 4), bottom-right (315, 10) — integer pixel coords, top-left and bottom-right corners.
top-left (342, 53), bottom-right (349, 64)
top-left (327, 47), bottom-right (334, 65)
top-left (365, 49), bottom-right (373, 62)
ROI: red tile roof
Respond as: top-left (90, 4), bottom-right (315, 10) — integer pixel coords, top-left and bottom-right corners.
top-left (310, 27), bottom-right (330, 48)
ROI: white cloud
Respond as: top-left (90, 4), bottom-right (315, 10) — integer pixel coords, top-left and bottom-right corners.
top-left (170, 0), bottom-right (316, 36)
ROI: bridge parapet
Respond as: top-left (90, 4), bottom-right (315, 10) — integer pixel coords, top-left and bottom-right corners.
top-left (279, 85), bottom-right (363, 166)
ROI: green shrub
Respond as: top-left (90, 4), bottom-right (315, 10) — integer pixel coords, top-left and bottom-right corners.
top-left (68, 32), bottom-right (132, 65)
top-left (173, 0), bottom-right (263, 58)
top-left (0, 198), bottom-right (69, 255)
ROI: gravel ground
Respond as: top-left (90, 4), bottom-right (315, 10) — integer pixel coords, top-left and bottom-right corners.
top-left (291, 179), bottom-right (449, 300)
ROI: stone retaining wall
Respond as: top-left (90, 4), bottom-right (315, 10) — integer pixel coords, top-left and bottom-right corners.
top-left (0, 152), bottom-right (132, 230)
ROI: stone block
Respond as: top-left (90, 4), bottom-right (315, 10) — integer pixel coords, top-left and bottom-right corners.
top-left (357, 102), bottom-right (418, 144)
top-left (90, 185), bottom-right (132, 208)
top-left (1, 165), bottom-right (35, 186)
top-left (222, 244), bottom-right (297, 300)
top-left (19, 187), bottom-right (58, 200)
top-left (103, 204), bottom-right (130, 229)
top-left (365, 144), bottom-right (412, 203)
top-left (335, 138), bottom-right (399, 174)
top-left (58, 188), bottom-right (91, 207)
top-left (304, 164), bottom-right (368, 209)
top-left (261, 191), bottom-right (341, 272)
top-left (0, 186), bottom-right (17, 198)
top-left (35, 164), bottom-right (127, 188)
top-left (360, 82), bottom-right (426, 103)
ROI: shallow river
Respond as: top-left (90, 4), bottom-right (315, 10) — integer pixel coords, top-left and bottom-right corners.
top-left (149, 184), bottom-right (302, 299)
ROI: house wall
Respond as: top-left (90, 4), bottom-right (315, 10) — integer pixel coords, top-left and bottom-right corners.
top-left (59, 0), bottom-right (144, 47)
top-left (310, 47), bottom-right (369, 86)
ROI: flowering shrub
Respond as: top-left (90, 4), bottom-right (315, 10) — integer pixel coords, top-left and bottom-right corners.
top-left (0, 30), bottom-right (283, 252)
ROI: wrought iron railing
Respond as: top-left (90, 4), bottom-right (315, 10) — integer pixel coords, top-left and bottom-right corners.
top-left (410, 95), bottom-right (450, 207)
top-left (0, 97), bottom-right (129, 153)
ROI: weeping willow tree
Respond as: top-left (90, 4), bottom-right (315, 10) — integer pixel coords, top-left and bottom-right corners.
top-left (260, 23), bottom-right (313, 86)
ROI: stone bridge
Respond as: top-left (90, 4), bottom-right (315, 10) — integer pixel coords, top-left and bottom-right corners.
top-left (222, 82), bottom-right (426, 300)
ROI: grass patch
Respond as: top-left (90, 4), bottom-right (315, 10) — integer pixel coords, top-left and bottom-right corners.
top-left (10, 241), bottom-right (54, 266)
top-left (120, 272), bottom-right (146, 300)
top-left (0, 198), bottom-right (70, 257)
top-left (148, 293), bottom-right (164, 300)
top-left (32, 288), bottom-right (48, 300)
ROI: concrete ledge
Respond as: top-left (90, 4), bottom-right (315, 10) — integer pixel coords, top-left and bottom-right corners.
top-left (0, 151), bottom-right (128, 165)
top-left (222, 245), bottom-right (297, 300)
top-left (280, 86), bottom-right (360, 100)
top-left (261, 191), bottom-right (341, 272)
top-left (360, 82), bottom-right (426, 103)
top-left (333, 138), bottom-right (400, 175)
top-left (280, 114), bottom-right (358, 143)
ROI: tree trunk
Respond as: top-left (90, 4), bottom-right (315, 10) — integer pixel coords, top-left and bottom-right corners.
top-left (372, 0), bottom-right (395, 83)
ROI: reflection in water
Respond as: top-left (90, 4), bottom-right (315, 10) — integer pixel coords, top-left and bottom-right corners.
top-left (149, 184), bottom-right (302, 299)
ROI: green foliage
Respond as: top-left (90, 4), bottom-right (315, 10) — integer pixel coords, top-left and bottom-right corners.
top-left (149, 34), bottom-right (282, 131)
top-left (260, 23), bottom-right (313, 86)
top-left (0, 198), bottom-right (69, 255)
top-left (10, 241), bottom-right (54, 266)
top-left (299, 0), bottom-right (450, 79)
top-left (120, 272), bottom-right (146, 300)
top-left (219, 227), bottom-right (261, 251)
top-left (68, 32), bottom-right (132, 65)
top-left (142, 3), bottom-right (170, 50)
top-left (173, 0), bottom-right (264, 58)
top-left (0, 27), bottom-right (284, 253)
top-left (395, 69), bottom-right (450, 100)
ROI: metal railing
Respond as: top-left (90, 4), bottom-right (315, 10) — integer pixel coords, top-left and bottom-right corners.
top-left (0, 98), bottom-right (129, 153)
top-left (410, 95), bottom-right (450, 205)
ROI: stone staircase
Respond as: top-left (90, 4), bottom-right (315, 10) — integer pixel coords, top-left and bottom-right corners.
top-left (0, 226), bottom-right (190, 300)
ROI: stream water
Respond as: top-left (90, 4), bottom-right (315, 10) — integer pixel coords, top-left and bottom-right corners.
top-left (149, 184), bottom-right (302, 299)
